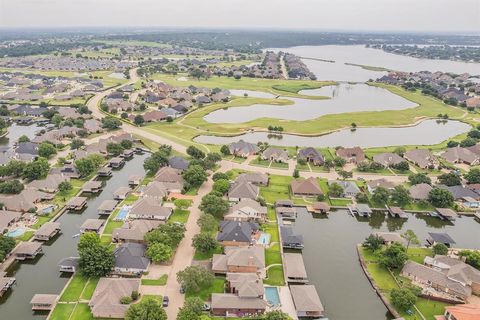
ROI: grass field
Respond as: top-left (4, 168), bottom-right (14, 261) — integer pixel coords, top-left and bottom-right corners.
top-left (185, 277), bottom-right (226, 301)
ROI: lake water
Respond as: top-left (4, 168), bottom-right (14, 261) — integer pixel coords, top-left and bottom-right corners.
top-left (205, 83), bottom-right (417, 123)
top-left (0, 123), bottom-right (43, 149)
top-left (292, 208), bottom-right (480, 320)
top-left (0, 153), bottom-right (148, 319)
top-left (268, 45), bottom-right (480, 82)
top-left (194, 119), bottom-right (470, 148)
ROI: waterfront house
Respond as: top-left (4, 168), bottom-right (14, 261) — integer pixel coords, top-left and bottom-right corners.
top-left (113, 186), bottom-right (131, 200)
top-left (80, 219), bottom-right (104, 234)
top-left (112, 219), bottom-right (163, 244)
top-left (367, 178), bottom-right (396, 193)
top-left (30, 294), bottom-right (58, 311)
top-left (217, 221), bottom-right (260, 247)
top-left (113, 243), bottom-right (150, 276)
top-left (373, 152), bottom-right (405, 167)
top-left (261, 147), bottom-right (288, 163)
top-left (404, 149), bottom-right (438, 169)
top-left (168, 156), bottom-right (189, 171)
top-left (290, 177), bottom-right (322, 196)
top-left (129, 197), bottom-right (172, 221)
top-left (427, 232), bottom-right (456, 247)
top-left (459, 196), bottom-right (480, 208)
top-left (228, 181), bottom-right (259, 202)
top-left (290, 285), bottom-right (325, 318)
top-left (0, 210), bottom-right (22, 234)
top-left (89, 278), bottom-right (141, 319)
top-left (66, 197), bottom-right (88, 211)
top-left (336, 147), bottom-right (365, 163)
top-left (154, 167), bottom-right (185, 188)
top-left (297, 147), bottom-right (324, 166)
top-left (34, 222), bottom-right (61, 241)
top-left (58, 257), bottom-right (79, 273)
top-left (373, 232), bottom-right (405, 245)
top-left (409, 183), bottom-right (433, 200)
top-left (50, 164), bottom-right (80, 179)
top-left (435, 208), bottom-right (458, 221)
top-left (280, 226), bottom-right (304, 249)
top-left (14, 241), bottom-right (43, 260)
top-left (142, 181), bottom-right (169, 199)
top-left (0, 274), bottom-right (16, 297)
top-left (28, 174), bottom-right (69, 193)
top-left (228, 140), bottom-right (259, 158)
top-left (441, 147), bottom-right (480, 165)
top-left (284, 253), bottom-right (308, 283)
top-left (439, 304), bottom-right (480, 319)
top-left (329, 180), bottom-right (360, 198)
top-left (82, 180), bottom-right (103, 193)
top-left (212, 246), bottom-right (265, 275)
top-left (236, 172), bottom-right (269, 186)
top-left (128, 174), bottom-right (144, 186)
top-left (108, 157), bottom-right (125, 168)
top-left (224, 199), bottom-right (267, 222)
top-left (97, 200), bottom-right (118, 215)
top-left (439, 185), bottom-right (478, 201)
top-left (312, 202), bottom-right (330, 214)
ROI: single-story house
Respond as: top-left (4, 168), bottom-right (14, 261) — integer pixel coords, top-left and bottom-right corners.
top-left (228, 181), bottom-right (259, 202)
top-left (297, 147), bottom-right (324, 166)
top-left (373, 152), bottom-right (405, 167)
top-left (261, 147), bottom-right (288, 163)
top-left (336, 147), bottom-right (365, 163)
top-left (129, 198), bottom-right (172, 221)
top-left (404, 149), bottom-right (438, 169)
top-left (113, 243), bottom-right (150, 275)
top-left (112, 219), bottom-right (163, 244)
top-left (329, 180), bottom-right (360, 198)
top-left (291, 177), bottom-right (322, 196)
top-left (228, 140), bottom-right (259, 158)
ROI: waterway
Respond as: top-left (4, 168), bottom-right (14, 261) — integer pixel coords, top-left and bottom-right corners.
top-left (0, 153), bottom-right (148, 319)
top-left (194, 119), bottom-right (471, 148)
top-left (0, 123), bottom-right (43, 149)
top-left (205, 83), bottom-right (417, 123)
top-left (291, 208), bottom-right (480, 320)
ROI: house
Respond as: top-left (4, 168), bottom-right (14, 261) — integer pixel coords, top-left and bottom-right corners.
top-left (50, 164), bottom-right (80, 179)
top-left (284, 253), bottom-right (308, 283)
top-left (336, 147), bottom-right (365, 163)
top-left (329, 180), bottom-right (360, 198)
top-left (290, 285), bottom-right (324, 318)
top-left (16, 141), bottom-right (38, 156)
top-left (212, 246), bottom-right (265, 275)
top-left (459, 196), bottom-right (480, 208)
top-left (84, 119), bottom-right (103, 134)
top-left (404, 149), bottom-right (438, 169)
top-left (14, 241), bottom-right (43, 260)
top-left (112, 219), bottom-right (163, 244)
top-left (440, 304), bottom-right (480, 320)
top-left (113, 243), bottom-right (150, 275)
top-left (236, 172), bottom-right (269, 186)
top-left (367, 178), bottom-right (396, 193)
top-left (261, 147), bottom-right (288, 163)
top-left (436, 208), bottom-right (458, 221)
top-left (97, 200), bottom-right (118, 215)
top-left (0, 210), bottom-right (22, 234)
top-left (66, 196), bottom-right (87, 211)
top-left (217, 221), bottom-right (259, 246)
top-left (142, 181), bottom-right (169, 199)
top-left (297, 147), bottom-right (324, 166)
top-left (34, 222), bottom-right (61, 241)
top-left (58, 257), bottom-right (79, 273)
top-left (154, 167), bottom-right (185, 188)
top-left (280, 226), bottom-right (304, 249)
top-left (28, 174), bottom-right (69, 193)
top-left (312, 202), bottom-right (330, 214)
top-left (82, 180), bottom-right (103, 193)
top-left (427, 232), bottom-right (456, 247)
top-left (410, 183), bottom-right (433, 200)
top-left (373, 152), bottom-right (405, 167)
top-left (441, 147), bottom-right (480, 165)
top-left (228, 181), bottom-right (259, 202)
top-left (113, 187), bottom-right (131, 200)
top-left (89, 278), bottom-right (141, 319)
top-left (373, 232), bottom-right (404, 245)
top-left (30, 294), bottom-right (58, 311)
top-left (129, 197), bottom-right (172, 221)
top-left (224, 199), bottom-right (267, 222)
top-left (80, 219), bottom-right (105, 234)
top-left (290, 177), bottom-right (322, 196)
top-left (439, 185), bottom-right (478, 201)
top-left (168, 156), bottom-right (189, 171)
top-left (228, 140), bottom-right (259, 157)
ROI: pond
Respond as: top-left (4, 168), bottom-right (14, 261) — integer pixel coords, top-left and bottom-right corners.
top-left (205, 83), bottom-right (417, 123)
top-left (194, 119), bottom-right (471, 148)
top-left (0, 153), bottom-right (148, 319)
top-left (291, 208), bottom-right (480, 320)
top-left (108, 72), bottom-right (126, 79)
top-left (268, 45), bottom-right (480, 82)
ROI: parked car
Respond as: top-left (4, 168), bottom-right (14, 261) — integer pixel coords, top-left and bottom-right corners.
top-left (179, 285), bottom-right (185, 294)
top-left (163, 296), bottom-right (169, 307)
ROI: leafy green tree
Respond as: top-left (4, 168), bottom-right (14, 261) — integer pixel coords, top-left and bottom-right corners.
top-left (52, 114), bottom-right (64, 126)
top-left (390, 288), bottom-right (417, 311)
top-left (177, 297), bottom-right (204, 320)
top-left (121, 139), bottom-right (133, 149)
top-left (391, 186), bottom-right (411, 207)
top-left (220, 145), bottom-right (230, 156)
top-left (264, 311), bottom-right (293, 320)
top-left (0, 160), bottom-right (26, 177)
top-left (107, 142), bottom-right (124, 156)
top-left (182, 165), bottom-right (208, 188)
top-left (465, 168), bottom-right (480, 184)
top-left (22, 158), bottom-right (50, 180)
top-left (145, 223), bottom-right (185, 249)
top-left (401, 230), bottom-right (419, 250)
top-left (0, 234), bottom-right (16, 261)
top-left (18, 135), bottom-right (30, 143)
top-left (393, 146), bottom-right (406, 156)
top-left (372, 186), bottom-right (390, 204)
top-left (212, 172), bottom-right (229, 181)
top-left (125, 297), bottom-right (167, 320)
top-left (212, 179), bottom-right (230, 195)
top-left (363, 234), bottom-right (384, 251)
top-left (197, 214), bottom-right (218, 233)
top-left (200, 194), bottom-right (229, 219)
top-left (458, 250), bottom-right (480, 269)
top-left (438, 172), bottom-right (462, 186)
top-left (75, 157), bottom-right (96, 177)
top-left (0, 180), bottom-right (24, 194)
top-left (392, 161), bottom-right (410, 172)
top-left (186, 146), bottom-right (205, 159)
top-left (428, 187), bottom-right (454, 208)
top-left (333, 157), bottom-right (346, 167)
top-left (78, 232), bottom-right (114, 277)
top-left (101, 117), bottom-right (122, 130)
top-left (70, 138), bottom-right (85, 150)
top-left (408, 173), bottom-right (431, 185)
top-left (146, 242), bottom-right (172, 262)
top-left (328, 182), bottom-right (344, 197)
top-left (174, 199), bottom-right (191, 210)
top-left (176, 265), bottom-right (214, 293)
top-left (58, 181), bottom-right (73, 193)
top-left (192, 233), bottom-right (218, 253)
top-left (380, 242), bottom-right (408, 269)
top-left (134, 115), bottom-right (145, 126)
top-left (38, 142), bottom-right (57, 158)
top-left (433, 243), bottom-right (449, 255)
top-left (143, 149), bottom-right (170, 174)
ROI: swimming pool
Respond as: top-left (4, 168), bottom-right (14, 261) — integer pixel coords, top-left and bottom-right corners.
top-left (258, 233), bottom-right (271, 245)
top-left (115, 205), bottom-right (131, 221)
top-left (265, 286), bottom-right (281, 306)
top-left (7, 228), bottom-right (26, 238)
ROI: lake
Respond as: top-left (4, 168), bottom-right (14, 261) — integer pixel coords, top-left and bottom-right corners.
top-left (205, 83), bottom-right (417, 123)
top-left (292, 208), bottom-right (480, 320)
top-left (194, 119), bottom-right (470, 148)
top-left (0, 123), bottom-right (43, 149)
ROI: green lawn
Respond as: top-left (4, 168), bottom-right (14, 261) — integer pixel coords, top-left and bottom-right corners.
top-left (49, 303), bottom-right (76, 320)
top-left (80, 278), bottom-right (99, 300)
top-left (103, 217), bottom-right (123, 234)
top-left (59, 274), bottom-right (88, 302)
top-left (264, 265), bottom-right (285, 286)
top-left (193, 245), bottom-right (223, 261)
top-left (186, 277), bottom-right (226, 301)
top-left (14, 230), bottom-right (34, 241)
top-left (265, 246), bottom-right (282, 265)
top-left (169, 209), bottom-right (190, 224)
top-left (70, 303), bottom-right (94, 320)
top-left (141, 274), bottom-right (168, 286)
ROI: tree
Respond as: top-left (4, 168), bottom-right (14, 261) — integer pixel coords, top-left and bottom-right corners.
top-left (264, 311), bottom-right (293, 320)
top-left (460, 137), bottom-right (477, 147)
top-left (176, 265), bottom-right (214, 293)
top-left (338, 170), bottom-right (352, 179)
top-left (363, 234), bottom-right (383, 251)
top-left (177, 297), bottom-right (204, 320)
top-left (75, 157), bottom-right (96, 178)
top-left (107, 142), bottom-right (124, 156)
top-left (146, 242), bottom-right (172, 262)
top-left (174, 199), bottom-right (191, 210)
top-left (390, 288), bottom-right (417, 311)
top-left (212, 179), bottom-right (230, 195)
top-left (220, 145), bottom-right (230, 156)
top-left (401, 230), bottom-right (419, 250)
top-left (37, 142), bottom-right (56, 158)
top-left (58, 181), bottom-right (73, 193)
top-left (182, 165), bottom-right (208, 188)
top-left (392, 161), bottom-right (410, 172)
top-left (393, 146), bottom-right (406, 156)
top-left (52, 114), bottom-right (64, 126)
top-left (458, 250), bottom-right (480, 270)
top-left (22, 158), bottom-right (50, 180)
top-left (206, 152), bottom-right (221, 163)
top-left (380, 242), bottom-right (408, 269)
top-left (212, 172), bottom-right (229, 181)
top-left (18, 135), bottom-right (30, 143)
top-left (0, 180), bottom-right (24, 194)
top-left (101, 117), bottom-right (122, 130)
top-left (372, 187), bottom-right (390, 204)
top-left (438, 172), bottom-right (462, 186)
top-left (408, 173), bottom-right (431, 185)
top-left (391, 186), bottom-right (411, 207)
top-left (197, 214), bottom-right (218, 233)
top-left (121, 139), bottom-right (133, 149)
top-left (70, 138), bottom-right (85, 150)
top-left (134, 115), bottom-right (145, 126)
top-left (0, 234), bottom-right (16, 261)
top-left (465, 168), bottom-right (480, 184)
top-left (199, 194), bottom-right (229, 219)
top-left (78, 232), bottom-right (114, 277)
top-left (428, 187), bottom-right (454, 208)
top-left (145, 223), bottom-right (185, 249)
top-left (328, 183), bottom-right (344, 197)
top-left (293, 169), bottom-right (299, 178)
top-left (433, 243), bottom-right (449, 255)
top-left (186, 146), bottom-right (205, 159)
top-left (143, 149), bottom-right (170, 174)
top-left (192, 233), bottom-right (218, 253)
top-left (333, 157), bottom-right (346, 167)
top-left (125, 297), bottom-right (167, 320)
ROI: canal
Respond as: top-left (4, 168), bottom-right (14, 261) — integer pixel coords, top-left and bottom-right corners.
top-left (0, 152), bottom-right (148, 319)
top-left (292, 208), bottom-right (480, 320)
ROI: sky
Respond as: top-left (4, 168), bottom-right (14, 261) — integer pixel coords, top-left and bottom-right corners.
top-left (1, 0), bottom-right (479, 33)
